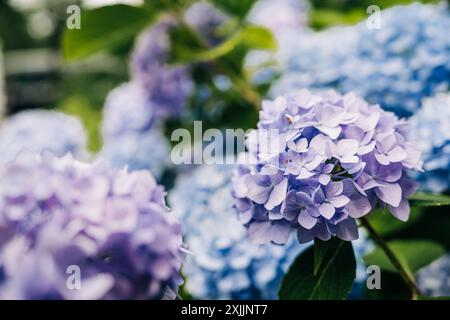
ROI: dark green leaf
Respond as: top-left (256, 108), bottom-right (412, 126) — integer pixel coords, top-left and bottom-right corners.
top-left (170, 25), bottom-right (276, 64)
top-left (212, 0), bottom-right (255, 19)
top-left (368, 207), bottom-right (423, 237)
top-left (418, 295), bottom-right (450, 300)
top-left (63, 5), bottom-right (154, 61)
top-left (279, 239), bottom-right (356, 300)
top-left (409, 193), bottom-right (450, 207)
top-left (363, 240), bottom-right (445, 277)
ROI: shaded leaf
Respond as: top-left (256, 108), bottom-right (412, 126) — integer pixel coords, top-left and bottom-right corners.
top-left (409, 193), bottom-right (450, 207)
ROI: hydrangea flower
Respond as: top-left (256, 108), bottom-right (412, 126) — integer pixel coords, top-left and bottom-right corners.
top-left (100, 82), bottom-right (171, 179)
top-left (184, 1), bottom-right (228, 46)
top-left (270, 26), bottom-right (356, 96)
top-left (417, 254), bottom-right (450, 297)
top-left (409, 92), bottom-right (450, 193)
top-left (0, 110), bottom-right (87, 164)
top-left (342, 3), bottom-right (450, 117)
top-left (0, 152), bottom-right (184, 300)
top-left (169, 164), bottom-right (306, 299)
top-left (232, 89), bottom-right (422, 244)
top-left (247, 0), bottom-right (309, 35)
top-left (131, 16), bottom-right (193, 119)
top-left (272, 4), bottom-right (450, 117)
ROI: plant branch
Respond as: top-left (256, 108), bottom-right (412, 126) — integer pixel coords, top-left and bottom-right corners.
top-left (360, 216), bottom-right (422, 300)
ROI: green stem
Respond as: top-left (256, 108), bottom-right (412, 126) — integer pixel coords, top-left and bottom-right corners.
top-left (168, 6), bottom-right (262, 110)
top-left (360, 216), bottom-right (422, 300)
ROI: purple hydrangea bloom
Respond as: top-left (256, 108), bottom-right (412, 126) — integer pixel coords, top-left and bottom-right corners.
top-left (409, 92), bottom-right (450, 193)
top-left (131, 16), bottom-right (193, 119)
top-left (0, 110), bottom-right (87, 164)
top-left (184, 1), bottom-right (228, 46)
top-left (232, 89), bottom-right (422, 244)
top-left (0, 152), bottom-right (184, 300)
top-left (100, 82), bottom-right (171, 179)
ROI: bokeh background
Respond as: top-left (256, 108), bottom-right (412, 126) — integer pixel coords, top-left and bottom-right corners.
top-left (1, 0), bottom-right (450, 300)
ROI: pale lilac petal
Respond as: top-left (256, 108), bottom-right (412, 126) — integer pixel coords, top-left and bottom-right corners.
top-left (264, 178), bottom-right (288, 210)
top-left (298, 210), bottom-right (318, 229)
top-left (387, 146), bottom-right (407, 162)
top-left (374, 153), bottom-right (390, 165)
top-left (329, 195), bottom-right (350, 208)
top-left (388, 198), bottom-right (410, 222)
top-left (375, 182), bottom-right (402, 207)
top-left (319, 203), bottom-right (335, 219)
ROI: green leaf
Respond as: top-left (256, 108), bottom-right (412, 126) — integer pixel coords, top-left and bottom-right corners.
top-left (63, 5), bottom-right (154, 61)
top-left (418, 295), bottom-right (450, 300)
top-left (363, 240), bottom-right (445, 278)
top-left (368, 207), bottom-right (423, 237)
top-left (212, 0), bottom-right (255, 19)
top-left (279, 239), bottom-right (356, 300)
top-left (409, 193), bottom-right (450, 207)
top-left (170, 25), bottom-right (276, 63)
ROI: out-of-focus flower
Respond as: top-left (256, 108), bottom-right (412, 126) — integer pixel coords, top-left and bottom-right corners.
top-left (417, 253), bottom-right (450, 297)
top-left (409, 92), bottom-right (450, 193)
top-left (342, 3), bottom-right (450, 117)
top-left (0, 152), bottom-right (184, 300)
top-left (270, 26), bottom-right (356, 96)
top-left (247, 0), bottom-right (309, 35)
top-left (232, 89), bottom-right (422, 244)
top-left (349, 231), bottom-right (374, 299)
top-left (131, 16), bottom-right (193, 119)
top-left (100, 82), bottom-right (171, 179)
top-left (170, 164), bottom-right (305, 299)
top-left (0, 110), bottom-right (87, 164)
top-left (184, 1), bottom-right (228, 46)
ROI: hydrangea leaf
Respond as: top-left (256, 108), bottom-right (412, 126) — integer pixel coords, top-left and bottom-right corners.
top-left (409, 193), bottom-right (450, 207)
top-left (368, 207), bottom-right (423, 237)
top-left (363, 240), bottom-right (445, 278)
top-left (279, 239), bottom-right (356, 300)
top-left (211, 0), bottom-right (255, 19)
top-left (63, 5), bottom-right (154, 61)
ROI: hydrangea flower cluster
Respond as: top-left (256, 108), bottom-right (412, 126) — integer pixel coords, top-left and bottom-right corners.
top-left (272, 3), bottom-right (450, 117)
top-left (342, 3), bottom-right (450, 117)
top-left (100, 82), bottom-right (171, 179)
top-left (409, 92), bottom-right (450, 193)
top-left (0, 110), bottom-right (87, 164)
top-left (131, 16), bottom-right (193, 119)
top-left (0, 152), bottom-right (184, 300)
top-left (169, 164), bottom-right (305, 299)
top-left (184, 1), bottom-right (228, 46)
top-left (232, 89), bottom-right (422, 244)
top-left (247, 0), bottom-right (309, 36)
top-left (417, 254), bottom-right (450, 297)
top-left (270, 26), bottom-right (356, 96)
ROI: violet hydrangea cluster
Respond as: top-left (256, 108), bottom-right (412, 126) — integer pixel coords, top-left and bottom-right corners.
top-left (0, 110), bottom-right (87, 164)
top-left (0, 152), bottom-right (183, 300)
top-left (131, 16), bottom-right (193, 119)
top-left (100, 82), bottom-right (171, 179)
top-left (409, 92), bottom-right (450, 193)
top-left (232, 89), bottom-right (422, 244)
top-left (169, 164), bottom-right (305, 299)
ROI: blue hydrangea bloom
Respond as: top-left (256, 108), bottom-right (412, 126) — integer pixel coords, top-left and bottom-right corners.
top-left (342, 3), bottom-right (450, 117)
top-left (131, 16), bottom-right (193, 119)
top-left (0, 152), bottom-right (184, 300)
top-left (0, 110), bottom-right (87, 164)
top-left (169, 164), bottom-right (306, 299)
top-left (417, 253), bottom-right (450, 297)
top-left (409, 92), bottom-right (450, 193)
top-left (272, 4), bottom-right (450, 117)
top-left (100, 82), bottom-right (171, 179)
top-left (270, 26), bottom-right (356, 96)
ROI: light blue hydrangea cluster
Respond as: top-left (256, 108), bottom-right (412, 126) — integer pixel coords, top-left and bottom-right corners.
top-left (417, 253), bottom-right (450, 297)
top-left (0, 110), bottom-right (87, 164)
top-left (409, 92), bottom-right (450, 193)
top-left (0, 152), bottom-right (184, 300)
top-left (272, 3), bottom-right (450, 117)
top-left (342, 3), bottom-right (450, 117)
top-left (100, 82), bottom-right (171, 179)
top-left (169, 164), bottom-right (306, 299)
